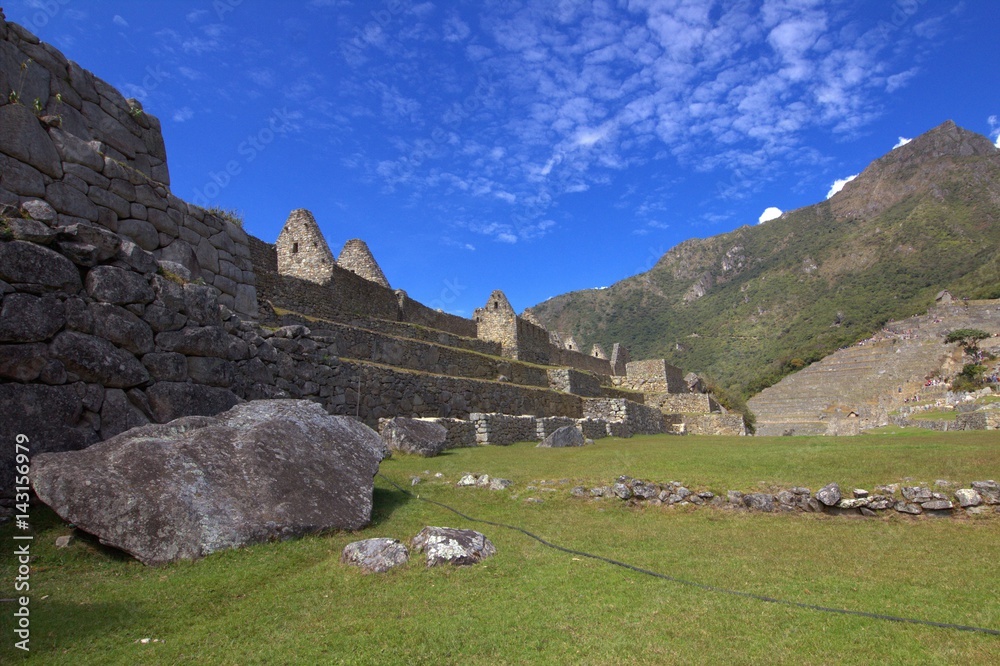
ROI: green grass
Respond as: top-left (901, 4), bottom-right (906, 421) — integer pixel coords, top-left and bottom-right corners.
top-left (3, 431), bottom-right (999, 664)
top-left (909, 410), bottom-right (959, 422)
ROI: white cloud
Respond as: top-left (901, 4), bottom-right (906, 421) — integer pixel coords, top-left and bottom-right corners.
top-left (112, 15), bottom-right (128, 28)
top-left (826, 173), bottom-right (858, 199)
top-left (989, 115), bottom-right (1000, 148)
top-left (758, 206), bottom-right (783, 224)
top-left (893, 136), bottom-right (912, 149)
top-left (172, 107), bottom-right (194, 122)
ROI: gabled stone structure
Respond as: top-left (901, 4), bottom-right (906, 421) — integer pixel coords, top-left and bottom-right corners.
top-left (337, 238), bottom-right (390, 289)
top-left (591, 344), bottom-right (608, 360)
top-left (276, 209), bottom-right (336, 284)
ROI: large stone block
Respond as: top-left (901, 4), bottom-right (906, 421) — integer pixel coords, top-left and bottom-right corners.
top-left (90, 303), bottom-right (155, 355)
top-left (145, 381), bottom-right (241, 423)
top-left (85, 265), bottom-right (154, 304)
top-left (49, 330), bottom-right (149, 387)
top-left (0, 102), bottom-right (62, 179)
top-left (31, 400), bottom-right (385, 565)
top-left (0, 293), bottom-right (65, 342)
top-left (155, 326), bottom-right (234, 358)
top-left (0, 240), bottom-right (82, 292)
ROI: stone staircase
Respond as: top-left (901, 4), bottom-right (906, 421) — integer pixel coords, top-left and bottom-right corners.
top-left (748, 300), bottom-right (1000, 436)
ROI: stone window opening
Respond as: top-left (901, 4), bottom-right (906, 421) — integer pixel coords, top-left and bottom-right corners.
top-left (493, 301), bottom-right (499, 310)
top-left (292, 242), bottom-right (299, 254)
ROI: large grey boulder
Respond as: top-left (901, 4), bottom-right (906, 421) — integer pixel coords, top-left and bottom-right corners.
top-left (379, 417), bottom-right (447, 457)
top-left (537, 425), bottom-right (586, 448)
top-left (341, 538), bottom-right (409, 573)
top-left (31, 400), bottom-right (386, 565)
top-left (412, 526), bottom-right (496, 567)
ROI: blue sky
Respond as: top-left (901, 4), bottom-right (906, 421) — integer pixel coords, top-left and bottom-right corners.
top-left (7, 1), bottom-right (999, 317)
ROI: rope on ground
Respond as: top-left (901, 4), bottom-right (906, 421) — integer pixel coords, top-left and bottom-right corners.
top-left (376, 472), bottom-right (1000, 637)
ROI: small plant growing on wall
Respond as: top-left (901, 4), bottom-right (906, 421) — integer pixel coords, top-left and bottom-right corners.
top-left (206, 207), bottom-right (245, 228)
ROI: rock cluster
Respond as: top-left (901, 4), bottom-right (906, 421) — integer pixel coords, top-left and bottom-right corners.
top-left (456, 473), bottom-right (513, 490)
top-left (341, 527), bottom-right (495, 572)
top-left (575, 476), bottom-right (1000, 518)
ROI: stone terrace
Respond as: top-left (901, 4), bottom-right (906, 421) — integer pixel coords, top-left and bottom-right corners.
top-left (749, 302), bottom-right (1000, 436)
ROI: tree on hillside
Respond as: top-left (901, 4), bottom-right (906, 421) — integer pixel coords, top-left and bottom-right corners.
top-left (944, 328), bottom-right (991, 355)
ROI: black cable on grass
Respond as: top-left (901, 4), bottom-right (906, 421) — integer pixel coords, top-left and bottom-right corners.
top-left (377, 473), bottom-right (1000, 637)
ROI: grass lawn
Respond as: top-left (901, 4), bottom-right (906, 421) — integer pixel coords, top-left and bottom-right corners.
top-left (3, 429), bottom-right (999, 664)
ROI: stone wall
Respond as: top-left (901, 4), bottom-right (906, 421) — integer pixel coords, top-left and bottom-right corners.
top-left (664, 413), bottom-right (746, 436)
top-left (233, 323), bottom-right (585, 425)
top-left (619, 359), bottom-right (686, 393)
top-left (0, 15), bottom-right (257, 318)
top-left (547, 367), bottom-right (603, 397)
top-left (646, 393), bottom-right (719, 414)
top-left (550, 344), bottom-right (613, 375)
top-left (583, 398), bottom-right (666, 436)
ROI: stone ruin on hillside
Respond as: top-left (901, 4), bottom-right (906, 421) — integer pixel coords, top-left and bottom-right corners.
top-left (0, 11), bottom-right (743, 512)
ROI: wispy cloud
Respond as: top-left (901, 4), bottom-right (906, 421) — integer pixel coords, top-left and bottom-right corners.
top-left (826, 173), bottom-right (858, 199)
top-left (893, 136), bottom-right (912, 149)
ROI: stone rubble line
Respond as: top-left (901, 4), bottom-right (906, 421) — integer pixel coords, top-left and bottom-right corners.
top-left (452, 474), bottom-right (1000, 517)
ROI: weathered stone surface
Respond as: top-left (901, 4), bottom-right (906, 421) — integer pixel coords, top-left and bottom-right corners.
top-left (6, 216), bottom-right (56, 244)
top-left (186, 356), bottom-right (234, 388)
top-left (412, 526), bottom-right (496, 567)
top-left (54, 222), bottom-right (121, 266)
top-left (895, 501), bottom-right (922, 515)
top-left (89, 303), bottom-right (154, 355)
top-left (816, 483), bottom-right (842, 507)
top-left (379, 417), bottom-right (448, 457)
top-left (46, 181), bottom-right (99, 221)
top-left (0, 383), bottom-right (94, 498)
top-left (457, 474), bottom-right (478, 487)
top-left (142, 352), bottom-right (188, 381)
top-left (145, 381), bottom-right (241, 423)
top-left (0, 342), bottom-right (48, 381)
top-left (99, 387), bottom-right (151, 439)
top-left (972, 481), bottom-right (1000, 505)
top-left (0, 102), bottom-right (63, 178)
top-left (902, 486), bottom-right (933, 503)
top-left (0, 293), bottom-right (65, 342)
top-left (743, 492), bottom-right (775, 512)
top-left (837, 497), bottom-right (871, 510)
top-left (0, 240), bottom-right (82, 292)
top-left (920, 500), bottom-right (954, 511)
top-left (954, 488), bottom-right (981, 508)
top-left (155, 326), bottom-right (233, 358)
top-left (85, 265), bottom-right (154, 304)
top-left (118, 218), bottom-right (159, 252)
top-left (537, 425), bottom-right (586, 448)
top-left (20, 198), bottom-right (58, 223)
top-left (49, 331), bottom-right (148, 387)
top-left (341, 538), bottom-right (409, 573)
top-left (31, 400), bottom-right (386, 565)
top-left (182, 283), bottom-right (221, 326)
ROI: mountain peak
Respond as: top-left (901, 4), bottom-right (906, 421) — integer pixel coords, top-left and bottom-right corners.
top-left (831, 121), bottom-right (999, 218)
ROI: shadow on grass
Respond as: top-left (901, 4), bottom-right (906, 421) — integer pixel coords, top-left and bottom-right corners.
top-left (369, 485), bottom-right (411, 527)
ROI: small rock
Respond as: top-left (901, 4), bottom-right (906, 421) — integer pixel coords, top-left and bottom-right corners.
top-left (743, 493), bottom-right (775, 512)
top-left (859, 507), bottom-right (878, 517)
top-left (902, 486), bottom-right (932, 503)
top-left (837, 497), bottom-right (871, 509)
top-left (971, 481), bottom-right (1000, 505)
top-left (488, 478), bottom-right (512, 491)
top-left (457, 474), bottom-right (477, 487)
top-left (816, 483), bottom-right (842, 507)
top-left (341, 538), bottom-right (409, 573)
top-left (476, 474), bottom-right (492, 488)
top-left (895, 501), bottom-right (922, 515)
top-left (726, 490), bottom-right (743, 504)
top-left (612, 483), bottom-right (632, 500)
top-left (412, 527), bottom-right (496, 567)
top-left (570, 486), bottom-right (588, 497)
top-left (537, 425), bottom-right (586, 448)
top-left (852, 489), bottom-right (870, 498)
top-left (954, 488), bottom-right (981, 508)
top-left (54, 534), bottom-right (74, 549)
top-left (920, 500), bottom-right (953, 511)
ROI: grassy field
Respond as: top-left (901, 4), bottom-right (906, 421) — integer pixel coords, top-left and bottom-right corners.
top-left (3, 429), bottom-right (999, 664)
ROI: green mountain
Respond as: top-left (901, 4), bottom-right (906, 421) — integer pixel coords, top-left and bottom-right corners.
top-left (525, 121), bottom-right (1000, 400)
